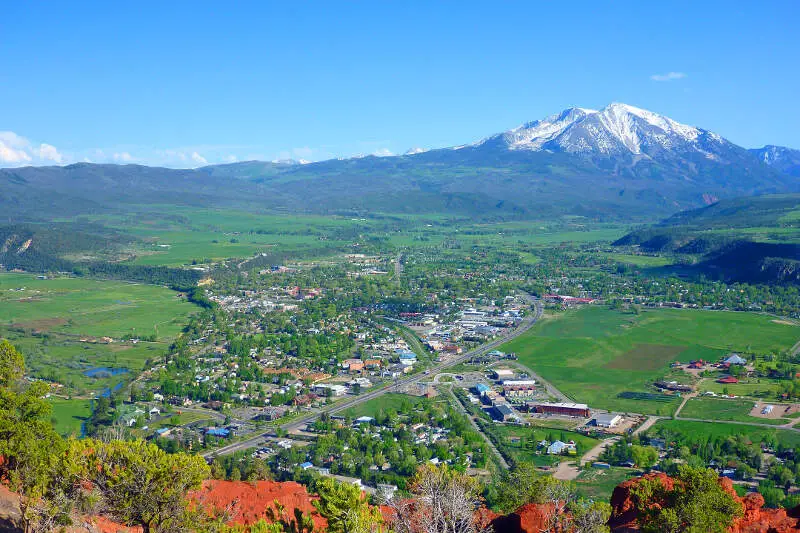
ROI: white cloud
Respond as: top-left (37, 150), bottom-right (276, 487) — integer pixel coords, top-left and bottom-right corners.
top-left (650, 71), bottom-right (687, 82)
top-left (224, 154), bottom-right (238, 163)
top-left (38, 143), bottom-right (64, 163)
top-left (373, 148), bottom-right (394, 157)
top-left (113, 152), bottom-right (135, 162)
top-left (0, 140), bottom-right (32, 163)
top-left (191, 151), bottom-right (208, 166)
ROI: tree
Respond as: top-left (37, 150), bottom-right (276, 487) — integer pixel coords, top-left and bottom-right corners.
top-left (313, 478), bottom-right (382, 533)
top-left (388, 464), bottom-right (489, 533)
top-left (62, 438), bottom-right (211, 533)
top-left (490, 462), bottom-right (564, 512)
top-left (570, 500), bottom-right (611, 533)
top-left (0, 339), bottom-right (25, 387)
top-left (0, 339), bottom-right (67, 533)
top-left (630, 445), bottom-right (659, 469)
top-left (632, 465), bottom-right (743, 533)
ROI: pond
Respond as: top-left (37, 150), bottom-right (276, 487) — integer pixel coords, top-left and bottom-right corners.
top-left (83, 367), bottom-right (129, 378)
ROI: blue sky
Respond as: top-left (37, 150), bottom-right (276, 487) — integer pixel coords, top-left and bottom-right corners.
top-left (1, 1), bottom-right (799, 167)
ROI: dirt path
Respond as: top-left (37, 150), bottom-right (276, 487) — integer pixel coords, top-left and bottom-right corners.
top-left (673, 388), bottom-right (700, 418)
top-left (633, 415), bottom-right (664, 436)
top-left (553, 436), bottom-right (620, 481)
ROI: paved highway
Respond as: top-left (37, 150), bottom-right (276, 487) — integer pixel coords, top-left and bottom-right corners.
top-left (203, 295), bottom-right (543, 458)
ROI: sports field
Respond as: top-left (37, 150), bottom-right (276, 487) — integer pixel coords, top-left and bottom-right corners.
top-left (501, 306), bottom-right (799, 415)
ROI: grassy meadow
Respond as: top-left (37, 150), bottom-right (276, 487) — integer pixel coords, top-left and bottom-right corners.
top-left (501, 306), bottom-right (800, 415)
top-left (0, 272), bottom-right (195, 395)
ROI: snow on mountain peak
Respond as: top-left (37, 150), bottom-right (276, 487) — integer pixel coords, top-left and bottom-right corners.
top-left (405, 147), bottom-right (428, 155)
top-left (486, 102), bottom-right (712, 156)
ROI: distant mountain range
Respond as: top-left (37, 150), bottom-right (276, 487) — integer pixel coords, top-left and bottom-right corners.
top-left (1, 103), bottom-right (798, 221)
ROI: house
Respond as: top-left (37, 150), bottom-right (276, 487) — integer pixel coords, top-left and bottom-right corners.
top-left (547, 440), bottom-right (576, 455)
top-left (148, 407), bottom-right (161, 417)
top-left (724, 354), bottom-right (747, 366)
top-left (354, 416), bottom-right (375, 425)
top-left (592, 413), bottom-right (623, 428)
top-left (397, 350), bottom-right (417, 364)
top-left (300, 462), bottom-right (314, 470)
top-left (717, 376), bottom-right (739, 384)
top-left (205, 428), bottom-right (231, 438)
top-left (343, 359), bottom-right (365, 373)
top-left (489, 404), bottom-right (515, 422)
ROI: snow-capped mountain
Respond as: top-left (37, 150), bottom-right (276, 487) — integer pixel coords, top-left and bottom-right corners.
top-left (475, 103), bottom-right (727, 158)
top-left (405, 147), bottom-right (429, 155)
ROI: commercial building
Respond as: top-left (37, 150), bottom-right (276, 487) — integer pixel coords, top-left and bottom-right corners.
top-left (530, 402), bottom-right (590, 418)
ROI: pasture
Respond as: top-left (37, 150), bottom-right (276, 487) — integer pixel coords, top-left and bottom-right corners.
top-left (501, 306), bottom-right (799, 415)
top-left (0, 273), bottom-right (195, 395)
top-left (0, 273), bottom-right (194, 339)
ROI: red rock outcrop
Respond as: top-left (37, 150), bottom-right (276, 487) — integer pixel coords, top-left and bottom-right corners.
top-left (190, 479), bottom-right (327, 529)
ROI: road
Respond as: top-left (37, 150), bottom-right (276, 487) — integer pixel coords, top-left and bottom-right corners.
top-left (204, 295), bottom-right (543, 458)
top-left (445, 386), bottom-right (509, 469)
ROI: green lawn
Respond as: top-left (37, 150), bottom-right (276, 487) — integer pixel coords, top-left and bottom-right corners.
top-left (49, 398), bottom-right (92, 437)
top-left (679, 397), bottom-right (787, 425)
top-left (501, 306), bottom-right (799, 415)
top-left (342, 393), bottom-right (429, 418)
top-left (574, 466), bottom-right (639, 501)
top-left (486, 424), bottom-right (599, 466)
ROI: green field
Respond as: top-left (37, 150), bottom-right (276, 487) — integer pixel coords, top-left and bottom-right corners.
top-left (679, 397), bottom-right (787, 425)
top-left (699, 379), bottom-right (783, 399)
top-left (574, 466), bottom-right (639, 501)
top-left (501, 307), bottom-right (799, 415)
top-left (649, 419), bottom-right (800, 448)
top-left (49, 398), bottom-right (92, 437)
top-left (73, 208), bottom-right (368, 266)
top-left (0, 273), bottom-right (196, 395)
top-left (603, 253), bottom-right (674, 267)
top-left (0, 273), bottom-right (194, 339)
top-left (342, 393), bottom-right (429, 418)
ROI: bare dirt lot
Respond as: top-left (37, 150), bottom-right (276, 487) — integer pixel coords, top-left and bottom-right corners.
top-left (749, 401), bottom-right (800, 419)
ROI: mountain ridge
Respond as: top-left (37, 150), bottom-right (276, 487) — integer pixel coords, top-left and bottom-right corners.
top-left (2, 103), bottom-right (798, 222)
